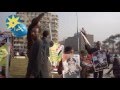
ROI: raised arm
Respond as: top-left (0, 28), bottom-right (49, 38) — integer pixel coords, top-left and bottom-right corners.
top-left (80, 30), bottom-right (92, 53)
top-left (31, 12), bottom-right (46, 26)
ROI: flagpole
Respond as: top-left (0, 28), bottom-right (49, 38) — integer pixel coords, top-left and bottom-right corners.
top-left (49, 13), bottom-right (52, 41)
top-left (76, 12), bottom-right (79, 53)
top-left (6, 37), bottom-right (10, 78)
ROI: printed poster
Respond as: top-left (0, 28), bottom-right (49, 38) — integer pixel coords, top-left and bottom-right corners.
top-left (92, 51), bottom-right (108, 72)
top-left (62, 54), bottom-right (81, 78)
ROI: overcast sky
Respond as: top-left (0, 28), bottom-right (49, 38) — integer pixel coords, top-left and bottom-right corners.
top-left (0, 12), bottom-right (120, 42)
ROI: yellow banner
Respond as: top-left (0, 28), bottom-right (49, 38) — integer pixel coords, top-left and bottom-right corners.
top-left (0, 44), bottom-right (8, 66)
top-left (49, 43), bottom-right (63, 62)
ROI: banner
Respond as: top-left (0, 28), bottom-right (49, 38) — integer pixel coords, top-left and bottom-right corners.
top-left (92, 51), bottom-right (108, 72)
top-left (80, 31), bottom-right (91, 47)
top-left (0, 44), bottom-right (8, 66)
top-left (62, 54), bottom-right (81, 78)
top-left (49, 43), bottom-right (64, 63)
top-left (73, 54), bottom-right (80, 66)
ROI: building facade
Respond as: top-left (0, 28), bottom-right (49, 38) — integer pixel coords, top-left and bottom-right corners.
top-left (64, 32), bottom-right (94, 53)
top-left (13, 37), bottom-right (27, 55)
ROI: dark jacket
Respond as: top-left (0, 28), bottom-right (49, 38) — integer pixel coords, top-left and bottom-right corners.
top-left (30, 39), bottom-right (49, 78)
top-left (106, 53), bottom-right (110, 63)
top-left (42, 37), bottom-right (50, 57)
top-left (85, 44), bottom-right (104, 72)
top-left (113, 57), bottom-right (120, 77)
top-left (42, 37), bottom-right (53, 73)
top-left (85, 44), bottom-right (98, 55)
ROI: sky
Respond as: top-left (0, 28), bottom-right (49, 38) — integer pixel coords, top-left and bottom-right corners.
top-left (0, 12), bottom-right (120, 42)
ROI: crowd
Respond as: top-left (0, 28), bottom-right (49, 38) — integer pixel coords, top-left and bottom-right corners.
top-left (57, 40), bottom-right (120, 78)
top-left (0, 13), bottom-right (120, 78)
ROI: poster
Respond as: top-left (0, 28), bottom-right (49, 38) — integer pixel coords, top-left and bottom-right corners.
top-left (92, 51), bottom-right (108, 72)
top-left (49, 43), bottom-right (64, 66)
top-left (62, 54), bottom-right (81, 78)
top-left (0, 34), bottom-right (10, 78)
top-left (73, 54), bottom-right (80, 66)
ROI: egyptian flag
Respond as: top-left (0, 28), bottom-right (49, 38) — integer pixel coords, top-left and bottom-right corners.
top-left (80, 28), bottom-right (91, 47)
top-left (56, 45), bottom-right (64, 55)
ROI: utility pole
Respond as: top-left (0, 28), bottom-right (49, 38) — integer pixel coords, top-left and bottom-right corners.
top-left (76, 12), bottom-right (80, 53)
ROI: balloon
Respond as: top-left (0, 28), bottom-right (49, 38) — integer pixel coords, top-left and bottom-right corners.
top-left (6, 15), bottom-right (27, 37)
top-left (11, 23), bottom-right (28, 37)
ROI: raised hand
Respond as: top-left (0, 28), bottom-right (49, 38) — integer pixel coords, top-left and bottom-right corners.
top-left (81, 27), bottom-right (87, 37)
top-left (31, 12), bottom-right (47, 26)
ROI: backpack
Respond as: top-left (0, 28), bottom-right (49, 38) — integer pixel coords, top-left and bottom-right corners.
top-left (57, 60), bottom-right (63, 75)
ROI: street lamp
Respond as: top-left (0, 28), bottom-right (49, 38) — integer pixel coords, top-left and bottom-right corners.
top-left (76, 12), bottom-right (80, 53)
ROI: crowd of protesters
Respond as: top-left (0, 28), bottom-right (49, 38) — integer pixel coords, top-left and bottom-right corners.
top-left (0, 13), bottom-right (120, 78)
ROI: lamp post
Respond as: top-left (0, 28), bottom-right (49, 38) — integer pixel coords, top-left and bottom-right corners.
top-left (6, 36), bottom-right (10, 78)
top-left (76, 12), bottom-right (80, 53)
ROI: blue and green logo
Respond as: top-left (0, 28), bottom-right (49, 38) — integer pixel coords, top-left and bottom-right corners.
top-left (6, 15), bottom-right (27, 37)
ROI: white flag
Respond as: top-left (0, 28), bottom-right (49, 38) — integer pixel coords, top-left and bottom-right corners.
top-left (80, 31), bottom-right (91, 47)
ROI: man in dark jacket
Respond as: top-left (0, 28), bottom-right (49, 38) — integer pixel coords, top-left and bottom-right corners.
top-left (106, 50), bottom-right (111, 67)
top-left (85, 41), bottom-right (104, 78)
top-left (26, 13), bottom-right (46, 78)
top-left (107, 54), bottom-right (120, 78)
top-left (29, 25), bottom-right (49, 78)
top-left (42, 30), bottom-right (54, 57)
top-left (81, 30), bottom-right (104, 78)
top-left (41, 30), bottom-right (54, 75)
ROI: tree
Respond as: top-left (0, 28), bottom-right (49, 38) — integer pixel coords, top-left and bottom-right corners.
top-left (108, 35), bottom-right (116, 53)
top-left (114, 34), bottom-right (120, 54)
top-left (102, 39), bottom-right (109, 50)
top-left (116, 41), bottom-right (120, 54)
top-left (114, 34), bottom-right (120, 39)
top-left (103, 35), bottom-right (116, 53)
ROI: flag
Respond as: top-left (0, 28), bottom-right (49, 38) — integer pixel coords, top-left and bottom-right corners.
top-left (0, 44), bottom-right (8, 66)
top-left (80, 31), bottom-right (91, 47)
top-left (49, 43), bottom-right (64, 62)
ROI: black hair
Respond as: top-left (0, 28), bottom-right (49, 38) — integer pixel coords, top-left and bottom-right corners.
top-left (96, 41), bottom-right (101, 46)
top-left (64, 46), bottom-right (73, 54)
top-left (42, 30), bottom-right (49, 37)
top-left (114, 54), bottom-right (118, 58)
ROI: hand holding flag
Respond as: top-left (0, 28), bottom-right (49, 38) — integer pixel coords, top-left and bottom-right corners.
top-left (80, 29), bottom-right (91, 47)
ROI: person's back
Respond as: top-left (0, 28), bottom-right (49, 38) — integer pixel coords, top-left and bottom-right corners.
top-left (42, 37), bottom-right (49, 57)
top-left (42, 30), bottom-right (54, 77)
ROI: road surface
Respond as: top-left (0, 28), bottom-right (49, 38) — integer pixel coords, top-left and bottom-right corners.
top-left (88, 64), bottom-right (114, 78)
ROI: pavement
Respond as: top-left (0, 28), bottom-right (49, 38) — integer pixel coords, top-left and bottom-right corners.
top-left (88, 64), bottom-right (114, 78)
